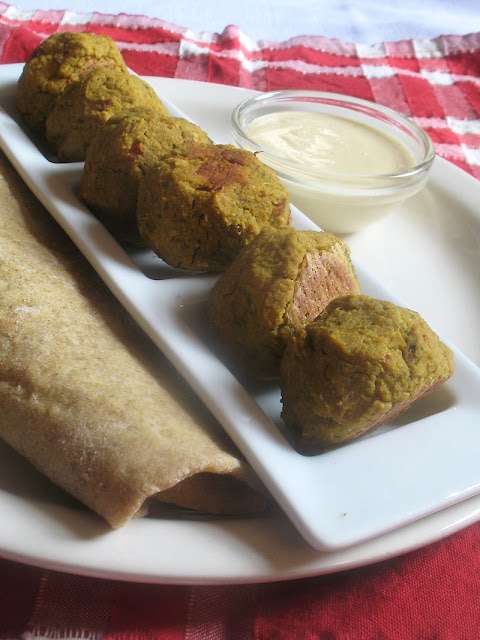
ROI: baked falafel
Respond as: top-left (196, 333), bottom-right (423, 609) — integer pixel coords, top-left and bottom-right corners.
top-left (280, 295), bottom-right (455, 452)
top-left (16, 31), bottom-right (128, 133)
top-left (46, 68), bottom-right (168, 161)
top-left (207, 227), bottom-right (360, 377)
top-left (79, 107), bottom-right (212, 241)
top-left (136, 143), bottom-right (291, 271)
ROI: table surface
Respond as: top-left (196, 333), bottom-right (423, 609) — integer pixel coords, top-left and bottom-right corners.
top-left (8, 0), bottom-right (480, 43)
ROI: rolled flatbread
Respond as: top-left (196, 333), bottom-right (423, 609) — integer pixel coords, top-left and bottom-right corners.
top-left (0, 152), bottom-right (266, 527)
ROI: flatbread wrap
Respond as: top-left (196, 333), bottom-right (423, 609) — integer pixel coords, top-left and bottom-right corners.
top-left (0, 152), bottom-right (266, 527)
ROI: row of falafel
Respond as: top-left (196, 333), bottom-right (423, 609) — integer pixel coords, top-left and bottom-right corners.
top-left (16, 31), bottom-right (291, 270)
top-left (16, 31), bottom-right (454, 453)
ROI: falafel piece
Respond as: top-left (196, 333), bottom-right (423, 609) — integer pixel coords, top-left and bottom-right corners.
top-left (46, 69), bottom-right (168, 162)
top-left (16, 31), bottom-right (128, 133)
top-left (79, 107), bottom-right (212, 241)
top-left (280, 295), bottom-right (455, 452)
top-left (208, 228), bottom-right (360, 377)
top-left (136, 143), bottom-right (291, 272)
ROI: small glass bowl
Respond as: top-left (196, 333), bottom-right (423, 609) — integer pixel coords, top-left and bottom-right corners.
top-left (231, 90), bottom-right (435, 234)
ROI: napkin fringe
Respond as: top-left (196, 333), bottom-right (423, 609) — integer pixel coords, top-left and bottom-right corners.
top-left (22, 629), bottom-right (102, 640)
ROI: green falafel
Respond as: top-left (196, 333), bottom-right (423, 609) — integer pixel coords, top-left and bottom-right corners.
top-left (79, 107), bottom-right (212, 241)
top-left (136, 143), bottom-right (291, 271)
top-left (46, 68), bottom-right (168, 161)
top-left (208, 227), bottom-right (360, 377)
top-left (17, 31), bottom-right (128, 133)
top-left (280, 295), bottom-right (455, 452)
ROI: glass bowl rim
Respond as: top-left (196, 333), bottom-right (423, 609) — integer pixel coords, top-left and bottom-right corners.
top-left (231, 89), bottom-right (436, 183)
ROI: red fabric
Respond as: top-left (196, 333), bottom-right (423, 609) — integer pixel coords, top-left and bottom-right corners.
top-left (0, 4), bottom-right (479, 178)
top-left (0, 5), bottom-right (479, 638)
top-left (2, 524), bottom-right (480, 638)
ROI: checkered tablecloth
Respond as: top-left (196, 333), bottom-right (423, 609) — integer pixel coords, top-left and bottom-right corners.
top-left (2, 524), bottom-right (480, 638)
top-left (0, 5), bottom-right (479, 639)
top-left (2, 4), bottom-right (479, 179)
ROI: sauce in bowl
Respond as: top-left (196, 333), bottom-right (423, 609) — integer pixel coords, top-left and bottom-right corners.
top-left (246, 111), bottom-right (416, 176)
top-left (231, 91), bottom-right (435, 234)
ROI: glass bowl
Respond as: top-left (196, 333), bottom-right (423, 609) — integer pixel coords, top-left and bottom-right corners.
top-left (231, 90), bottom-right (436, 234)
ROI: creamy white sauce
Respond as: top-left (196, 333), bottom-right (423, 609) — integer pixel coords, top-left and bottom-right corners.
top-left (246, 111), bottom-right (415, 175)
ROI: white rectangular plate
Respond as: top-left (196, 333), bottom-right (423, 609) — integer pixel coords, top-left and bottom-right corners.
top-left (0, 63), bottom-right (479, 553)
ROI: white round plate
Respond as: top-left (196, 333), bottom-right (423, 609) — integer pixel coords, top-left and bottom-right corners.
top-left (0, 69), bottom-right (479, 584)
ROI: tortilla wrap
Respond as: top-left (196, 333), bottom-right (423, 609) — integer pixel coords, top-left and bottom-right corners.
top-left (0, 152), bottom-right (266, 527)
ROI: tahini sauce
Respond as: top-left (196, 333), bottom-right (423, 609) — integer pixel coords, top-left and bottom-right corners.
top-left (246, 111), bottom-right (415, 175)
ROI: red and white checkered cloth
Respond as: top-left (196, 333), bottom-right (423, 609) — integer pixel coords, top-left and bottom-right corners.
top-left (0, 5), bottom-right (479, 639)
top-left (1, 3), bottom-right (479, 179)
top-left (2, 524), bottom-right (480, 638)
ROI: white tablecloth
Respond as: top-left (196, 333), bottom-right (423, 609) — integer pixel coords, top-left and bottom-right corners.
top-left (8, 0), bottom-right (480, 43)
